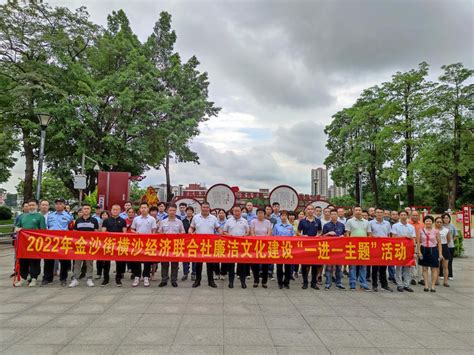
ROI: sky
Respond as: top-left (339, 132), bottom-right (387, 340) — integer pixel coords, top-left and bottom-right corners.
top-left (1, 0), bottom-right (473, 194)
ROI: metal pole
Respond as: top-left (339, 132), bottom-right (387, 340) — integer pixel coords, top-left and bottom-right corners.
top-left (35, 128), bottom-right (46, 200)
top-left (359, 171), bottom-right (363, 206)
top-left (78, 153), bottom-right (85, 205)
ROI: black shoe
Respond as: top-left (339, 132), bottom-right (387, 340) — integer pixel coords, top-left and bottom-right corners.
top-left (171, 282), bottom-right (178, 288)
top-left (430, 289), bottom-right (436, 293)
top-left (192, 281), bottom-right (200, 288)
top-left (181, 274), bottom-right (188, 281)
top-left (116, 278), bottom-right (122, 287)
top-left (397, 286), bottom-right (404, 292)
top-left (302, 283), bottom-right (308, 289)
top-left (382, 286), bottom-right (393, 292)
top-left (284, 284), bottom-right (290, 289)
top-left (279, 284), bottom-right (284, 289)
top-left (418, 280), bottom-right (425, 286)
top-left (60, 280), bottom-right (66, 287)
top-left (410, 279), bottom-right (416, 286)
top-left (158, 282), bottom-right (167, 287)
top-left (241, 282), bottom-right (247, 289)
top-left (404, 287), bottom-right (414, 292)
top-left (41, 280), bottom-right (51, 286)
top-left (262, 284), bottom-right (267, 289)
top-left (101, 279), bottom-right (109, 287)
top-left (208, 281), bottom-right (217, 288)
top-left (373, 286), bottom-right (378, 292)
top-left (336, 284), bottom-right (346, 290)
top-left (228, 282), bottom-right (234, 288)
top-left (311, 283), bottom-right (319, 290)
top-left (253, 283), bottom-right (258, 288)
top-left (424, 288), bottom-right (429, 292)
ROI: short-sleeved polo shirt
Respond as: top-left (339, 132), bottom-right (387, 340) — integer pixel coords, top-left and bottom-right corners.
top-left (322, 221), bottom-right (345, 237)
top-left (391, 222), bottom-right (416, 239)
top-left (369, 219), bottom-right (391, 237)
top-left (223, 217), bottom-right (249, 236)
top-left (158, 218), bottom-right (185, 234)
top-left (345, 217), bottom-right (371, 236)
top-left (272, 222), bottom-right (294, 237)
top-left (74, 216), bottom-right (99, 231)
top-left (102, 216), bottom-right (127, 232)
top-left (190, 214), bottom-right (220, 234)
top-left (131, 215), bottom-right (157, 233)
top-left (298, 218), bottom-right (322, 236)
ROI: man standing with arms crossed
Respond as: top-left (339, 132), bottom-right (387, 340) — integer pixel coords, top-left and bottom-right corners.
top-left (131, 202), bottom-right (157, 287)
top-left (345, 205), bottom-right (372, 291)
top-left (189, 202), bottom-right (220, 288)
top-left (298, 205), bottom-right (322, 290)
top-left (158, 204), bottom-right (185, 287)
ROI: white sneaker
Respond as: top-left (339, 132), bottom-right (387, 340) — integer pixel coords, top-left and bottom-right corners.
top-left (14, 278), bottom-right (27, 287)
top-left (132, 277), bottom-right (140, 287)
top-left (448, 277), bottom-right (453, 280)
top-left (28, 278), bottom-right (37, 287)
top-left (144, 277), bottom-right (150, 287)
top-left (86, 279), bottom-right (95, 287)
top-left (69, 279), bottom-right (79, 288)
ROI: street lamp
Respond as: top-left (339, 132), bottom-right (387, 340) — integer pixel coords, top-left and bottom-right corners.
top-left (358, 166), bottom-right (363, 206)
top-left (36, 114), bottom-right (53, 200)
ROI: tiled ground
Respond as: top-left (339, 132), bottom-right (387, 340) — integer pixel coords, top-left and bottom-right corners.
top-left (0, 240), bottom-right (472, 354)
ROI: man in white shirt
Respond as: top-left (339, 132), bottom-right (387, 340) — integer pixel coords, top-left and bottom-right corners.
top-left (391, 210), bottom-right (416, 292)
top-left (158, 204), bottom-right (184, 288)
top-left (223, 205), bottom-right (250, 289)
top-left (131, 202), bottom-right (157, 287)
top-left (189, 202), bottom-right (221, 288)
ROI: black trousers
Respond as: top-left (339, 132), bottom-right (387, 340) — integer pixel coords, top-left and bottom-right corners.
top-left (302, 265), bottom-right (319, 285)
top-left (43, 259), bottom-right (71, 282)
top-left (96, 260), bottom-right (104, 276)
top-left (225, 263), bottom-right (247, 283)
top-left (277, 264), bottom-right (291, 286)
top-left (371, 265), bottom-right (388, 288)
top-left (251, 264), bottom-right (268, 284)
top-left (115, 261), bottom-right (126, 280)
top-left (131, 262), bottom-right (152, 278)
top-left (195, 262), bottom-right (217, 283)
top-left (448, 247), bottom-right (455, 277)
top-left (19, 258), bottom-right (40, 280)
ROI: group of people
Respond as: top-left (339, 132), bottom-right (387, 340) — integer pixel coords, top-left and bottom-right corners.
top-left (13, 198), bottom-right (458, 293)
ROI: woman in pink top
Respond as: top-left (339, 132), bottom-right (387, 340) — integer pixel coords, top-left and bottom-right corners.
top-left (416, 216), bottom-right (443, 292)
top-left (250, 208), bottom-right (272, 288)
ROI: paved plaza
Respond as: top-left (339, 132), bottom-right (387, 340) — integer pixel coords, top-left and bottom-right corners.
top-left (0, 241), bottom-right (472, 355)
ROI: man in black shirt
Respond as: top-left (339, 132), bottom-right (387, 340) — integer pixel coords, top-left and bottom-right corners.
top-left (181, 206), bottom-right (194, 281)
top-left (69, 203), bottom-right (99, 288)
top-left (101, 204), bottom-right (127, 286)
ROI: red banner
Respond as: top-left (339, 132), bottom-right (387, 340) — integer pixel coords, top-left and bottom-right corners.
top-left (17, 230), bottom-right (415, 266)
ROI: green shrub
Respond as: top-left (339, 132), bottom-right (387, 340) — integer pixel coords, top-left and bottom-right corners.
top-left (0, 206), bottom-right (12, 220)
top-left (454, 232), bottom-right (464, 257)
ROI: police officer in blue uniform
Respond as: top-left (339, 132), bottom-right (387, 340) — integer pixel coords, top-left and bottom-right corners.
top-left (42, 198), bottom-right (73, 286)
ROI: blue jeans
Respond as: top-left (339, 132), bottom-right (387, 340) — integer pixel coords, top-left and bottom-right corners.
top-left (349, 265), bottom-right (368, 289)
top-left (388, 265), bottom-right (395, 280)
top-left (183, 262), bottom-right (197, 275)
top-left (325, 265), bottom-right (342, 287)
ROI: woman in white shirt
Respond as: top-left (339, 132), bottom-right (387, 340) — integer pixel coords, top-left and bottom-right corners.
top-left (249, 208), bottom-right (272, 288)
top-left (435, 217), bottom-right (451, 287)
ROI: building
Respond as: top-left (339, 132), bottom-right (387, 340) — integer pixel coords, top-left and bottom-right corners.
top-left (182, 183), bottom-right (207, 200)
top-left (311, 168), bottom-right (328, 198)
top-left (328, 185), bottom-right (348, 199)
top-left (152, 184), bottom-right (184, 202)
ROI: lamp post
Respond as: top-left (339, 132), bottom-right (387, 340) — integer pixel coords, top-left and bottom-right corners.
top-left (358, 166), bottom-right (363, 206)
top-left (78, 153), bottom-right (100, 205)
top-left (36, 114), bottom-right (53, 200)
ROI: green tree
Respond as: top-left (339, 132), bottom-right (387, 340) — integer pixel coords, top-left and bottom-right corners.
top-left (16, 171), bottom-right (74, 202)
top-left (145, 12), bottom-right (220, 201)
top-left (0, 1), bottom-right (97, 200)
top-left (382, 62), bottom-right (435, 206)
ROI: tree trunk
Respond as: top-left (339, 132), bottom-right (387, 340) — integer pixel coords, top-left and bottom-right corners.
top-left (22, 128), bottom-right (34, 201)
top-left (449, 89), bottom-right (461, 210)
top-left (164, 153), bottom-right (172, 202)
top-left (354, 171), bottom-right (360, 205)
top-left (369, 166), bottom-right (379, 207)
top-left (404, 98), bottom-right (415, 206)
